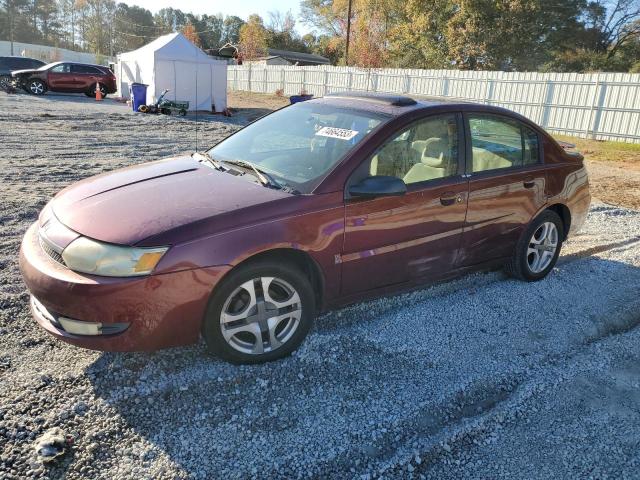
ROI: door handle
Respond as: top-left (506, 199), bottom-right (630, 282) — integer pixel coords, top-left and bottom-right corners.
top-left (440, 192), bottom-right (463, 206)
top-left (523, 179), bottom-right (535, 189)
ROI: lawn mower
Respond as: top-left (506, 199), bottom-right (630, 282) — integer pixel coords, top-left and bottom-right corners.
top-left (138, 89), bottom-right (189, 116)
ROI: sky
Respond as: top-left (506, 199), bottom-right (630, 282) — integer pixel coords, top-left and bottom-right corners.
top-left (124, 0), bottom-right (314, 34)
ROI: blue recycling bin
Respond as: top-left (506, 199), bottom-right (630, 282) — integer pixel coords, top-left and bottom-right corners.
top-left (130, 83), bottom-right (148, 112)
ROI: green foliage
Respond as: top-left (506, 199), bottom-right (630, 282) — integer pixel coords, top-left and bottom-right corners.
top-left (300, 0), bottom-right (640, 71)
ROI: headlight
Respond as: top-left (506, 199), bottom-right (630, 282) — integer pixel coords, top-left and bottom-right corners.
top-left (62, 237), bottom-right (168, 277)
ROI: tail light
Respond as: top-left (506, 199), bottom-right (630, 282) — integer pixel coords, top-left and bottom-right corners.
top-left (557, 140), bottom-right (583, 161)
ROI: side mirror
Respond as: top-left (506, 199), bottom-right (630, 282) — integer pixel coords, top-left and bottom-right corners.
top-left (349, 175), bottom-right (407, 198)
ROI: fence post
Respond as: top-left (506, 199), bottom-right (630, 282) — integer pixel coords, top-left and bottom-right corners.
top-left (281, 68), bottom-right (285, 92)
top-left (484, 77), bottom-right (493, 104)
top-left (584, 77), bottom-right (601, 138)
top-left (404, 73), bottom-right (410, 94)
top-left (348, 70), bottom-right (353, 91)
top-left (302, 68), bottom-right (306, 94)
top-left (247, 63), bottom-right (252, 92)
top-left (263, 67), bottom-right (267, 93)
top-left (540, 80), bottom-right (554, 128)
top-left (441, 76), bottom-right (449, 97)
top-left (324, 67), bottom-right (329, 96)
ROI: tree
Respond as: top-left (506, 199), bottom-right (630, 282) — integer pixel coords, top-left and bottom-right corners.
top-left (0, 0), bottom-right (29, 54)
top-left (181, 22), bottom-right (201, 47)
top-left (222, 15), bottom-right (244, 44)
top-left (239, 14), bottom-right (267, 60)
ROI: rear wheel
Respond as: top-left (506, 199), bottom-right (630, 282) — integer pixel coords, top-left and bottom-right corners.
top-left (28, 78), bottom-right (46, 95)
top-left (87, 83), bottom-right (108, 98)
top-left (203, 261), bottom-right (315, 364)
top-left (506, 210), bottom-right (564, 281)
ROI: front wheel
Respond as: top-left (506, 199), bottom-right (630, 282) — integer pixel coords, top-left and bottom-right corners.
top-left (506, 210), bottom-right (564, 281)
top-left (0, 75), bottom-right (11, 90)
top-left (28, 78), bottom-right (46, 95)
top-left (203, 261), bottom-right (315, 364)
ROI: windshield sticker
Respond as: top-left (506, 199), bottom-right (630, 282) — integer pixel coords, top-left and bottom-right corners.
top-left (315, 127), bottom-right (359, 141)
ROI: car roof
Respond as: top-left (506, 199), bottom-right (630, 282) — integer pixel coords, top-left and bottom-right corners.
top-left (314, 91), bottom-right (539, 125)
top-left (0, 56), bottom-right (44, 61)
top-left (46, 61), bottom-right (107, 68)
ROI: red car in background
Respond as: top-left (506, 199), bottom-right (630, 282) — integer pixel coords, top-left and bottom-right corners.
top-left (11, 61), bottom-right (116, 97)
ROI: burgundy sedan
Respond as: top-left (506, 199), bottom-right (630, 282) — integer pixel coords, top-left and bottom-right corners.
top-left (20, 93), bottom-right (591, 363)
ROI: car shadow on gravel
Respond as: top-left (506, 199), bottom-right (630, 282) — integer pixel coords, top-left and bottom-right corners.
top-left (83, 253), bottom-right (640, 478)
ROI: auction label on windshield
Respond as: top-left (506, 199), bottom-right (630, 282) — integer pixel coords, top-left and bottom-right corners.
top-left (315, 127), bottom-right (359, 141)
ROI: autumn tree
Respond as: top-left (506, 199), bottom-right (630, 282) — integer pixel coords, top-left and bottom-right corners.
top-left (181, 22), bottom-right (201, 47)
top-left (239, 14), bottom-right (268, 60)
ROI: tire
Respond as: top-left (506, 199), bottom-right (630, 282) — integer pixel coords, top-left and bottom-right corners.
top-left (179, 109), bottom-right (187, 116)
top-left (203, 260), bottom-right (315, 364)
top-left (160, 108), bottom-right (171, 115)
top-left (87, 84), bottom-right (108, 98)
top-left (0, 75), bottom-right (10, 89)
top-left (27, 78), bottom-right (46, 95)
top-left (505, 210), bottom-right (564, 282)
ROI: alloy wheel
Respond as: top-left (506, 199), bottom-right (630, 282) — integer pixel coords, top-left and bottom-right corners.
top-left (29, 81), bottom-right (44, 94)
top-left (527, 221), bottom-right (559, 273)
top-left (219, 276), bottom-right (302, 355)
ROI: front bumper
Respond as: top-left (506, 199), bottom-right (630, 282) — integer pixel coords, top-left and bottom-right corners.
top-left (19, 222), bottom-right (231, 351)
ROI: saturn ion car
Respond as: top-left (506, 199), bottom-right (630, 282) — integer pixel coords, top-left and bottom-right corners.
top-left (20, 92), bottom-right (590, 363)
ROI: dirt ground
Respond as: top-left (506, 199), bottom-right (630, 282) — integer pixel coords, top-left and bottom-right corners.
top-left (555, 135), bottom-right (640, 210)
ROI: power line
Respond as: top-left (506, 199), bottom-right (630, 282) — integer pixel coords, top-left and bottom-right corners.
top-left (113, 17), bottom-right (167, 30)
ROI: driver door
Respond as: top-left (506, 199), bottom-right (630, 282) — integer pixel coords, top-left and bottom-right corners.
top-left (47, 63), bottom-right (74, 90)
top-left (341, 113), bottom-right (469, 296)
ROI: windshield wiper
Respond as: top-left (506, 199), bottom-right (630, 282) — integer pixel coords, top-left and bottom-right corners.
top-left (222, 159), bottom-right (281, 189)
top-left (193, 151), bottom-right (225, 171)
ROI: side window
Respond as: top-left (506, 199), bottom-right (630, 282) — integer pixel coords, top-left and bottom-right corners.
top-left (50, 64), bottom-right (69, 73)
top-left (72, 64), bottom-right (101, 74)
top-left (369, 114), bottom-right (459, 185)
top-left (469, 114), bottom-right (539, 172)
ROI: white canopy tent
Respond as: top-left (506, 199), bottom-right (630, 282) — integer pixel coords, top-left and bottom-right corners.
top-left (116, 33), bottom-right (227, 112)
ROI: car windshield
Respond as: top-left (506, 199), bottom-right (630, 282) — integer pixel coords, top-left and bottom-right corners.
top-left (208, 102), bottom-right (387, 193)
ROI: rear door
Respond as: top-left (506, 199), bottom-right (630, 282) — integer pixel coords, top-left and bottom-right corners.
top-left (71, 64), bottom-right (102, 91)
top-left (47, 63), bottom-right (74, 90)
top-left (341, 113), bottom-right (469, 295)
top-left (458, 112), bottom-right (546, 267)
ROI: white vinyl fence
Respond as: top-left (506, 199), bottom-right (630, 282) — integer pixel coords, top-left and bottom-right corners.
top-left (0, 40), bottom-right (114, 65)
top-left (228, 65), bottom-right (640, 143)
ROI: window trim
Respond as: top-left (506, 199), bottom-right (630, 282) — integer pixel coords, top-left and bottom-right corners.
top-left (463, 112), bottom-right (543, 177)
top-left (345, 111), bottom-right (466, 196)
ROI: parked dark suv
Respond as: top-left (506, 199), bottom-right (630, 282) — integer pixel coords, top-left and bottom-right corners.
top-left (11, 61), bottom-right (117, 97)
top-left (0, 56), bottom-right (45, 89)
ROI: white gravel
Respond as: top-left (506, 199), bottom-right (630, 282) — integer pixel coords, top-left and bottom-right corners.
top-left (1, 92), bottom-right (640, 479)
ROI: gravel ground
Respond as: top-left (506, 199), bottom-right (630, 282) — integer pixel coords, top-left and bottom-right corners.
top-left (1, 92), bottom-right (640, 479)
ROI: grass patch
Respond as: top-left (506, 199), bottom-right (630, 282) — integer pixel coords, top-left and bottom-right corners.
top-left (554, 134), bottom-right (640, 164)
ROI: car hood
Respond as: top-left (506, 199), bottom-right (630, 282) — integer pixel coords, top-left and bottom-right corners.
top-left (11, 68), bottom-right (39, 76)
top-left (51, 155), bottom-right (291, 246)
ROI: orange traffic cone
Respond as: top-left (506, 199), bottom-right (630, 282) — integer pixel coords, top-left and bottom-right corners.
top-left (95, 82), bottom-right (103, 101)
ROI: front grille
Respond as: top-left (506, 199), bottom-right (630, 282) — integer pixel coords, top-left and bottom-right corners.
top-left (39, 236), bottom-right (66, 266)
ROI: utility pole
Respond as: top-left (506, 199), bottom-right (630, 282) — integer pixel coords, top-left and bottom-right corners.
top-left (345, 0), bottom-right (352, 66)
top-left (8, 2), bottom-right (15, 55)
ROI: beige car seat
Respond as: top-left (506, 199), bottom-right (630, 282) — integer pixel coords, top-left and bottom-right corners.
top-left (472, 146), bottom-right (512, 171)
